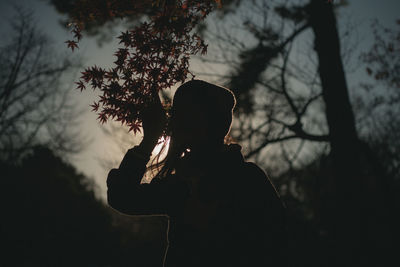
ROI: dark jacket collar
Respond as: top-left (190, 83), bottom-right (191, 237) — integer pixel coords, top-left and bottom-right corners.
top-left (176, 143), bottom-right (244, 175)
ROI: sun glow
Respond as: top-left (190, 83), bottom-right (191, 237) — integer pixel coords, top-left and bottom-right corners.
top-left (142, 136), bottom-right (170, 183)
top-left (152, 136), bottom-right (170, 159)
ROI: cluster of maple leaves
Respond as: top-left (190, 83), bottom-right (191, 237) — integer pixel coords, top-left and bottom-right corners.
top-left (66, 0), bottom-right (220, 133)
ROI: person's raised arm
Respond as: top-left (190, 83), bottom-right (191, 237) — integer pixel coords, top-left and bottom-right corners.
top-left (106, 97), bottom-right (168, 215)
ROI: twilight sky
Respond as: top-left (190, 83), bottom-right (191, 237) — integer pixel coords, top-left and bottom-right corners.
top-left (1, 0), bottom-right (399, 200)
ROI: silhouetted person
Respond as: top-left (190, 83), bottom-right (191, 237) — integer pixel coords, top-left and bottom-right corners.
top-left (107, 80), bottom-right (287, 267)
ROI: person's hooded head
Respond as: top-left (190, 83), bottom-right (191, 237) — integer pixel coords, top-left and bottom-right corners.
top-left (169, 79), bottom-right (236, 150)
top-left (155, 79), bottom-right (236, 177)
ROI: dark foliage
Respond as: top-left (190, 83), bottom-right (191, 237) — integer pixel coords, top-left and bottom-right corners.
top-left (275, 144), bottom-right (399, 267)
top-left (0, 146), bottom-right (168, 267)
top-left (363, 19), bottom-right (400, 89)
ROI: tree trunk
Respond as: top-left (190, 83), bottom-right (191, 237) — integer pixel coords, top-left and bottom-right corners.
top-left (307, 1), bottom-right (366, 266)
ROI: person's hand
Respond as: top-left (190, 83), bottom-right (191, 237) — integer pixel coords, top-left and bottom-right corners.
top-left (139, 96), bottom-right (167, 152)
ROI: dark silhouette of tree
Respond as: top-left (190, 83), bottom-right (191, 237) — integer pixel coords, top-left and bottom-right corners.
top-left (50, 0), bottom-right (237, 45)
top-left (306, 3), bottom-right (369, 265)
top-left (0, 7), bottom-right (84, 163)
top-left (359, 19), bottom-right (400, 254)
top-left (0, 145), bottom-right (169, 267)
top-left (363, 19), bottom-right (400, 90)
top-left (198, 0), bottom-right (332, 166)
top-left (358, 20), bottom-right (400, 177)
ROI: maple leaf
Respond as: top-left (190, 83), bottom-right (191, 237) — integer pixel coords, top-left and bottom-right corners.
top-left (129, 122), bottom-right (142, 134)
top-left (72, 28), bottom-right (82, 41)
top-left (105, 68), bottom-right (119, 81)
top-left (118, 30), bottom-right (131, 46)
top-left (80, 69), bottom-right (92, 83)
top-left (75, 80), bottom-right (86, 91)
top-left (65, 40), bottom-right (79, 51)
top-left (90, 101), bottom-right (100, 112)
top-left (98, 113), bottom-right (108, 124)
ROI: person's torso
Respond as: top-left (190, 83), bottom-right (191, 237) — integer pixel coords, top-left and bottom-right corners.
top-left (164, 151), bottom-right (243, 267)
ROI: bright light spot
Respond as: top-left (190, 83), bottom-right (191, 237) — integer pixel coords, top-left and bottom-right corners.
top-left (142, 136), bottom-right (170, 183)
top-left (152, 136), bottom-right (170, 159)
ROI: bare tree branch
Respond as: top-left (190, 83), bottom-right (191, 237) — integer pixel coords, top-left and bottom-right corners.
top-left (0, 7), bottom-right (85, 162)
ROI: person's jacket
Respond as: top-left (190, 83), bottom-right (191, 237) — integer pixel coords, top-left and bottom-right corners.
top-left (107, 143), bottom-right (288, 267)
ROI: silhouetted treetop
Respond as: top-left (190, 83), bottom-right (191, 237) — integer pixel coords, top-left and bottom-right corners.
top-left (0, 7), bottom-right (83, 163)
top-left (363, 19), bottom-right (400, 89)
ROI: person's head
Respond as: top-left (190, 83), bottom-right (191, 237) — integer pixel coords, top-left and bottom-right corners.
top-left (154, 79), bottom-right (236, 177)
top-left (169, 79), bottom-right (236, 151)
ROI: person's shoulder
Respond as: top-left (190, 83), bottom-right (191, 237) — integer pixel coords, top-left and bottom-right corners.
top-left (241, 161), bottom-right (269, 184)
top-left (243, 161), bottom-right (267, 176)
top-left (240, 161), bottom-right (281, 198)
